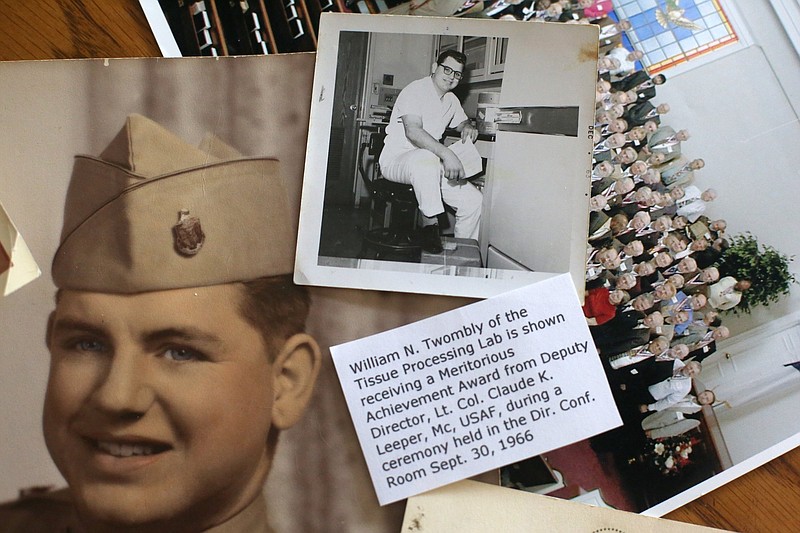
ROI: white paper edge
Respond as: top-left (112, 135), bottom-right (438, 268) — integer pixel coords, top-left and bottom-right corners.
top-left (138, 0), bottom-right (182, 57)
top-left (0, 201), bottom-right (41, 297)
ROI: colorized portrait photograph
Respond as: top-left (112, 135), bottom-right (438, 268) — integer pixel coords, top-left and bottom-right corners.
top-left (0, 54), bottom-right (472, 533)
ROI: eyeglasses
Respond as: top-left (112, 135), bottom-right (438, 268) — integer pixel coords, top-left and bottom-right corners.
top-left (438, 64), bottom-right (463, 80)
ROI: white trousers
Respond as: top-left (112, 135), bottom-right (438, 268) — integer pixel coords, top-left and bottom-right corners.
top-left (380, 148), bottom-right (482, 240)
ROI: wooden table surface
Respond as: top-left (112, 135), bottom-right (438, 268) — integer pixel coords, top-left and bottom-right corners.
top-left (2, 2), bottom-right (799, 531)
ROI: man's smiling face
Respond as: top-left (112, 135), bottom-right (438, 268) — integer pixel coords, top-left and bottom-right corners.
top-left (43, 284), bottom-right (280, 531)
top-left (431, 56), bottom-right (463, 95)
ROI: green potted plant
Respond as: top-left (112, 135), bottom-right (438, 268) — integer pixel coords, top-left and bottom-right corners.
top-left (716, 233), bottom-right (796, 314)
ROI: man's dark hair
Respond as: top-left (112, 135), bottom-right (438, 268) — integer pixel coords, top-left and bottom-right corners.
top-left (436, 49), bottom-right (467, 68)
top-left (609, 213), bottom-right (629, 234)
top-left (238, 274), bottom-right (311, 356)
top-left (653, 74), bottom-right (667, 84)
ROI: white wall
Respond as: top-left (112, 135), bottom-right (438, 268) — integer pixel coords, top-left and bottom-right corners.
top-left (736, 0), bottom-right (800, 116)
top-left (367, 33), bottom-right (435, 107)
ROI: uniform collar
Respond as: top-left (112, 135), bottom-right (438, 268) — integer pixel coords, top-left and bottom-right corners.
top-left (62, 491), bottom-right (273, 533)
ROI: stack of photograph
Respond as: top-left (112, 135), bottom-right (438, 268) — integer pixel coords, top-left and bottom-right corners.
top-left (2, 1), bottom-right (800, 532)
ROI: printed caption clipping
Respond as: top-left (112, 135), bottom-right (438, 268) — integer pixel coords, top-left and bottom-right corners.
top-left (331, 274), bottom-right (622, 505)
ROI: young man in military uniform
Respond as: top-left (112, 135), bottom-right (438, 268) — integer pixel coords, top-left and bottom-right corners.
top-left (0, 114), bottom-right (321, 532)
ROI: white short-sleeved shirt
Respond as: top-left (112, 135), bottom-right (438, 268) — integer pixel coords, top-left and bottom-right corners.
top-left (379, 75), bottom-right (468, 165)
top-left (647, 359), bottom-right (692, 412)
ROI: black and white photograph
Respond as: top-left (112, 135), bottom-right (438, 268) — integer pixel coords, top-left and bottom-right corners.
top-left (295, 13), bottom-right (598, 298)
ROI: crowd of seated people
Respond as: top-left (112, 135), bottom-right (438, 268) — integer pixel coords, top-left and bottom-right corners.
top-left (479, 0), bottom-right (615, 23)
top-left (476, 0), bottom-right (644, 34)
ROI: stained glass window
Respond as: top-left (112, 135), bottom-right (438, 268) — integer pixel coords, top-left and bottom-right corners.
top-left (613, 0), bottom-right (740, 73)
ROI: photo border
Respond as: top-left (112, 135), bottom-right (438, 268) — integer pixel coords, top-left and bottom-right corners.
top-left (295, 13), bottom-right (598, 299)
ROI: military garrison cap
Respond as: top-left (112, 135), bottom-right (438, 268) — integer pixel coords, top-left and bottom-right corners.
top-left (52, 114), bottom-right (293, 293)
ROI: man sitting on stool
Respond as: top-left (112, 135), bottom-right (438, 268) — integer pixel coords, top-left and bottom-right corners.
top-left (379, 49), bottom-right (482, 254)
